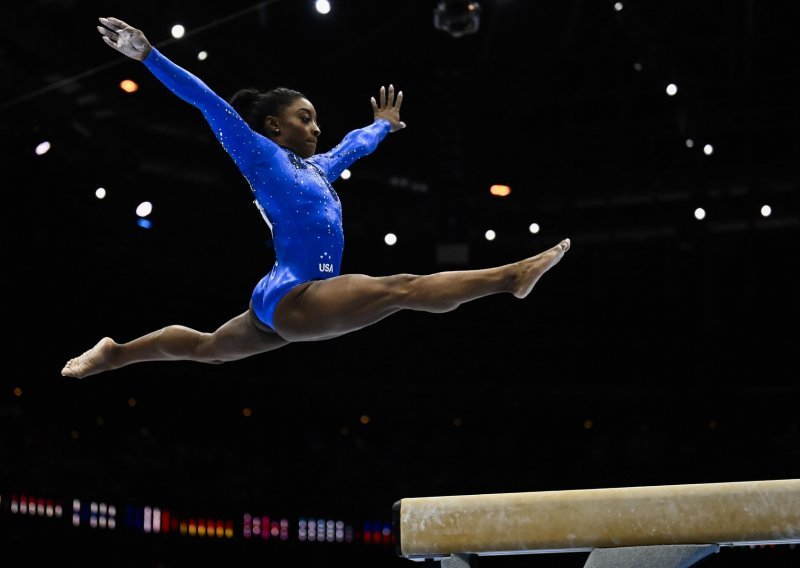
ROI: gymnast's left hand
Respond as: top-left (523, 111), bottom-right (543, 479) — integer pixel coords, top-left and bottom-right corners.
top-left (371, 85), bottom-right (406, 132)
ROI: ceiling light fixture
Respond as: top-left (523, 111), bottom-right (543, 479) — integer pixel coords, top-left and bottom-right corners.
top-left (433, 0), bottom-right (481, 38)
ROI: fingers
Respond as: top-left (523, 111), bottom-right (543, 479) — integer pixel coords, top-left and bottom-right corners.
top-left (98, 17), bottom-right (118, 31)
top-left (98, 24), bottom-right (121, 50)
top-left (370, 96), bottom-right (379, 113)
top-left (101, 35), bottom-right (119, 50)
top-left (102, 16), bottom-right (131, 30)
top-left (375, 85), bottom-right (403, 109)
top-left (97, 25), bottom-right (116, 41)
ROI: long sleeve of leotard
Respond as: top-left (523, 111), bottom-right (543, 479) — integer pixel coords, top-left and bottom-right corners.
top-left (308, 119), bottom-right (391, 182)
top-left (142, 47), bottom-right (279, 171)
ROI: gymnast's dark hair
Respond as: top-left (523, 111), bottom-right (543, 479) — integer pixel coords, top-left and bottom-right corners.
top-left (229, 87), bottom-right (307, 136)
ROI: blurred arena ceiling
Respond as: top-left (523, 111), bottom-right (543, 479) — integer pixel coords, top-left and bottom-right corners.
top-left (1, 0), bottom-right (798, 254)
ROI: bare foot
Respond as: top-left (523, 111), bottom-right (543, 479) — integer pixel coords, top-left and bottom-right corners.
top-left (61, 337), bottom-right (117, 379)
top-left (512, 238), bottom-right (571, 299)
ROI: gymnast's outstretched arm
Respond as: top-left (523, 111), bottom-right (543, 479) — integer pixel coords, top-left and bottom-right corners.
top-left (96, 16), bottom-right (276, 171)
top-left (309, 84), bottom-right (406, 182)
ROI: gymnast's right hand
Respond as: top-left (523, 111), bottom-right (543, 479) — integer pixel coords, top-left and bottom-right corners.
top-left (97, 17), bottom-right (152, 61)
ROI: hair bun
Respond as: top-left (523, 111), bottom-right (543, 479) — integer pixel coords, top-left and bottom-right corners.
top-left (229, 88), bottom-right (260, 115)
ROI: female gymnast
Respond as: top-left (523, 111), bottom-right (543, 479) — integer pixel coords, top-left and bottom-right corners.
top-left (61, 17), bottom-right (571, 379)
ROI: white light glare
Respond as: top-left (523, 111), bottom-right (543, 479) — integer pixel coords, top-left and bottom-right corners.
top-left (171, 25), bottom-right (185, 39)
top-left (197, 51), bottom-right (208, 61)
top-left (528, 222), bottom-right (540, 234)
top-left (666, 83), bottom-right (678, 96)
top-left (685, 139), bottom-right (694, 148)
top-left (95, 187), bottom-right (106, 199)
top-left (703, 144), bottom-right (714, 155)
top-left (694, 207), bottom-right (706, 220)
top-left (614, 2), bottom-right (623, 11)
top-left (136, 201), bottom-right (153, 217)
top-left (384, 233), bottom-right (397, 246)
top-left (484, 229), bottom-right (496, 241)
top-left (35, 141), bottom-right (51, 155)
top-left (315, 0), bottom-right (331, 14)
top-left (633, 62), bottom-right (642, 71)
top-left (761, 205), bottom-right (772, 217)
top-left (340, 169), bottom-right (352, 180)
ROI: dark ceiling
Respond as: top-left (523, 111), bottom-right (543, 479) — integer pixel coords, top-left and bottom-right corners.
top-left (2, 1), bottom-right (799, 566)
top-left (6, 0), bottom-right (799, 223)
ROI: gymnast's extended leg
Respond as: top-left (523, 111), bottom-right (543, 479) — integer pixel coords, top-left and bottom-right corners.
top-left (273, 238), bottom-right (570, 342)
top-left (61, 310), bottom-right (289, 379)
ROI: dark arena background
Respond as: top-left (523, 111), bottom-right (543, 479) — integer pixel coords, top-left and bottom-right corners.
top-left (2, 1), bottom-right (799, 566)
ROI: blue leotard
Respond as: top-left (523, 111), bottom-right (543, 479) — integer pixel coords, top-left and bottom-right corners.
top-left (142, 48), bottom-right (391, 331)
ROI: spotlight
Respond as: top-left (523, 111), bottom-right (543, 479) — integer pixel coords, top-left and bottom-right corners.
top-left (433, 1), bottom-right (481, 38)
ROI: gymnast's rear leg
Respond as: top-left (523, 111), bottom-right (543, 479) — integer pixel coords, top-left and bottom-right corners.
top-left (61, 310), bottom-right (290, 379)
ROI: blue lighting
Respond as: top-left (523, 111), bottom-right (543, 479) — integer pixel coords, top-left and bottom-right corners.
top-left (137, 218), bottom-right (152, 229)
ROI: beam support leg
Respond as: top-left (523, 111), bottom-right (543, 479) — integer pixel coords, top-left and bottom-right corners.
top-left (440, 553), bottom-right (476, 567)
top-left (583, 544), bottom-right (719, 568)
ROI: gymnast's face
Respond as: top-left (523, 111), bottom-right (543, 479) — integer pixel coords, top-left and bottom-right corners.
top-left (270, 98), bottom-right (321, 158)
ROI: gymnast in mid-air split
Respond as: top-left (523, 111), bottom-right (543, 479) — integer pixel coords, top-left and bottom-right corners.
top-left (61, 16), bottom-right (571, 379)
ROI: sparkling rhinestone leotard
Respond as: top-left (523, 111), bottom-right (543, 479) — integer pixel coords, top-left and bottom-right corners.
top-left (143, 48), bottom-right (391, 331)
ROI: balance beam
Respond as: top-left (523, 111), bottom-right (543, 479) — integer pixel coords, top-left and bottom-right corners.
top-left (393, 479), bottom-right (800, 565)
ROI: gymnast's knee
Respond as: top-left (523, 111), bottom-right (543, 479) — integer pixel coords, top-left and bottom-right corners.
top-left (384, 273), bottom-right (420, 296)
top-left (189, 332), bottom-right (231, 364)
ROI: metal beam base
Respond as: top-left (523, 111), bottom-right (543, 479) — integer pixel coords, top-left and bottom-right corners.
top-left (583, 544), bottom-right (720, 568)
top-left (440, 553), bottom-right (475, 568)
top-left (434, 544), bottom-right (720, 568)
